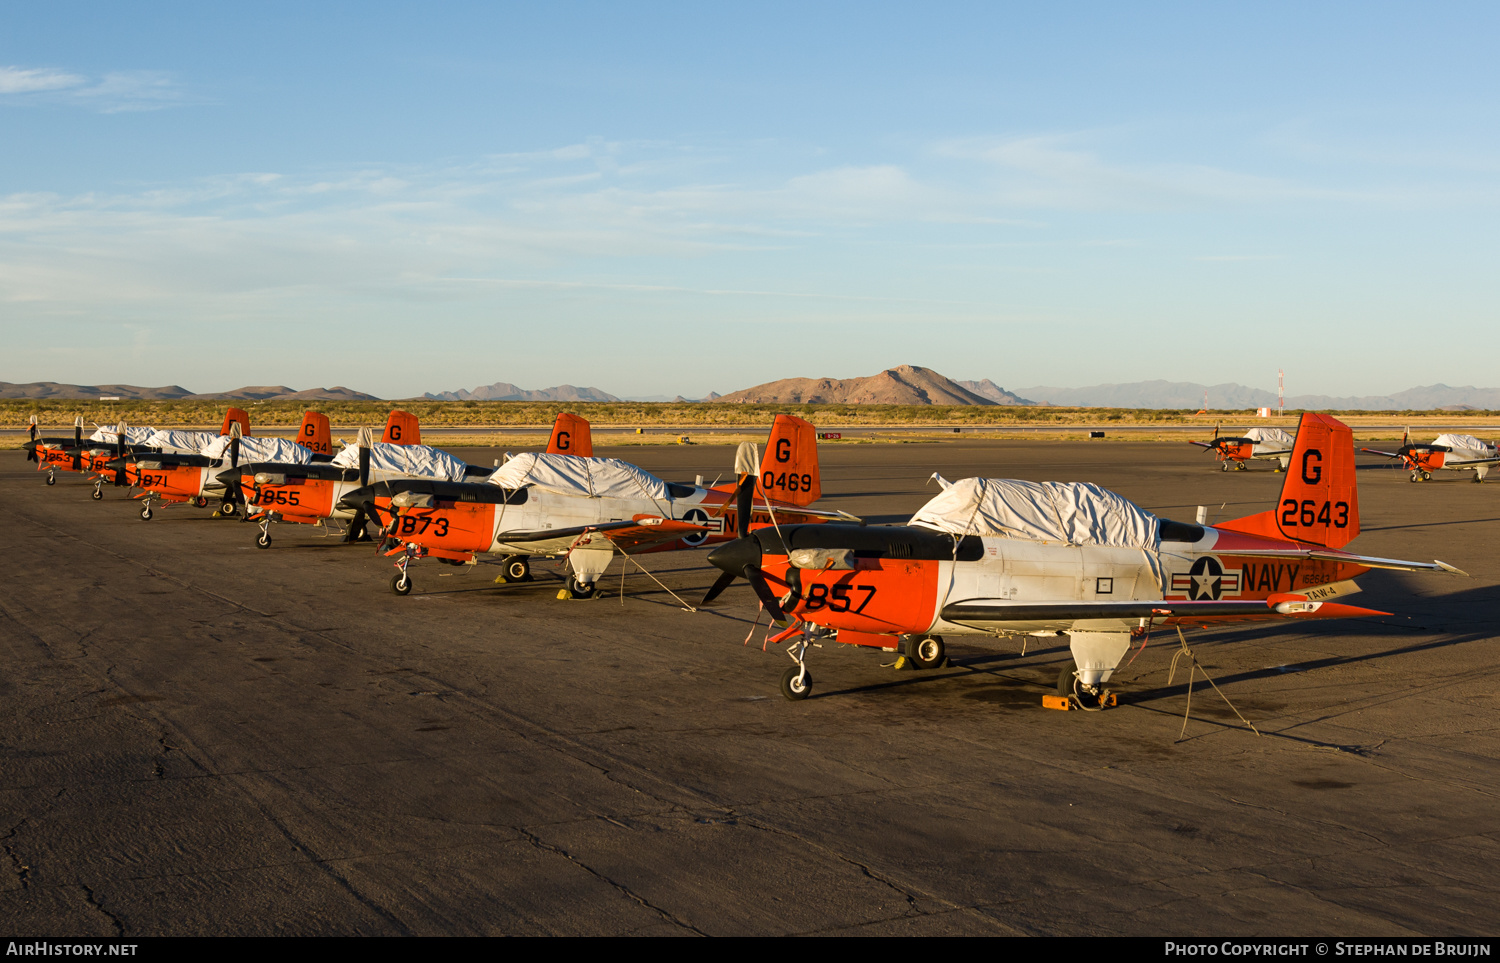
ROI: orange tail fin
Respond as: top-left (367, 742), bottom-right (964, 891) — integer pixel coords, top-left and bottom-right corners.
top-left (546, 412), bottom-right (592, 456)
top-left (755, 414), bottom-right (821, 507)
top-left (1219, 412), bottom-right (1359, 548)
top-left (297, 411), bottom-right (332, 455)
top-left (220, 408), bottom-right (252, 437)
top-left (382, 409), bottom-right (420, 445)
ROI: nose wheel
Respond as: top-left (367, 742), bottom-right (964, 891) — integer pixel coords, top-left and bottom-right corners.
top-left (45, 471), bottom-right (56, 486)
top-left (780, 665), bottom-right (812, 701)
top-left (91, 481), bottom-right (104, 500)
top-left (390, 553), bottom-right (414, 595)
top-left (139, 500), bottom-right (154, 521)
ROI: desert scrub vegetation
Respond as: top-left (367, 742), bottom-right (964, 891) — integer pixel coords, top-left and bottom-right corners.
top-left (5, 399), bottom-right (1497, 432)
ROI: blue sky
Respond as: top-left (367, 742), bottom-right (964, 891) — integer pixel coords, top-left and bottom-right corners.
top-left (2, 2), bottom-right (1497, 399)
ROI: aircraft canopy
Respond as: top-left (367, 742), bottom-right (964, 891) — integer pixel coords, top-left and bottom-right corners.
top-left (88, 425), bottom-right (156, 445)
top-left (486, 452), bottom-right (671, 501)
top-left (909, 477), bottom-right (1160, 549)
top-left (331, 442), bottom-right (471, 482)
top-left (1433, 434), bottom-right (1492, 452)
top-left (202, 436), bottom-right (317, 465)
top-left (144, 429), bottom-right (220, 453)
top-left (1243, 427), bottom-right (1294, 447)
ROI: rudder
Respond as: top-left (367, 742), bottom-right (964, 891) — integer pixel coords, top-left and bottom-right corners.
top-left (756, 414), bottom-right (821, 507)
top-left (547, 412), bottom-right (592, 456)
top-left (297, 411), bottom-right (332, 455)
top-left (383, 410), bottom-right (421, 445)
top-left (221, 408), bottom-right (252, 437)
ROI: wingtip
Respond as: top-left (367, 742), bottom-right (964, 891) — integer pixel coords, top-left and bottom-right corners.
top-left (1435, 560), bottom-right (1471, 578)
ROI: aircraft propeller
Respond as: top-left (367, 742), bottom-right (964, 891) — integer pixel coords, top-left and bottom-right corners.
top-left (700, 473), bottom-right (789, 621)
top-left (341, 427), bottom-right (377, 544)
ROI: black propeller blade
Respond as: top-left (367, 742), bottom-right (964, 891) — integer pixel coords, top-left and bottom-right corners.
top-left (701, 525), bottom-right (787, 621)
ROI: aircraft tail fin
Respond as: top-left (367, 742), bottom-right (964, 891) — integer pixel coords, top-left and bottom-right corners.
top-left (755, 415), bottom-right (821, 507)
top-left (221, 408), bottom-right (252, 437)
top-left (297, 411), bottom-right (332, 455)
top-left (546, 412), bottom-right (592, 456)
top-left (382, 409), bottom-right (420, 445)
top-left (1219, 412), bottom-right (1359, 548)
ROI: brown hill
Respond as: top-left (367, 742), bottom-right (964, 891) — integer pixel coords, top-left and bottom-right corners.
top-left (713, 365), bottom-right (1001, 406)
top-left (0, 382), bottom-right (379, 401)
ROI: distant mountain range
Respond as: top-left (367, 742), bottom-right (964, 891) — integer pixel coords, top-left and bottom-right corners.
top-left (712, 365), bottom-right (1026, 406)
top-left (8, 375), bottom-right (1498, 410)
top-left (0, 382), bottom-right (377, 401)
top-left (422, 382), bottom-right (621, 403)
top-left (1013, 380), bottom-right (1500, 410)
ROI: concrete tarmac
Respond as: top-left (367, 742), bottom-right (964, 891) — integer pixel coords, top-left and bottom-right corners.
top-left (1, 442), bottom-right (1496, 936)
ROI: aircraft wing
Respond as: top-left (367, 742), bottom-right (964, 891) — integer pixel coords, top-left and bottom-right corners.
top-left (1220, 547), bottom-right (1468, 576)
top-left (492, 517), bottom-right (710, 553)
top-left (940, 596), bottom-right (1387, 629)
top-left (599, 518), bottom-right (713, 553)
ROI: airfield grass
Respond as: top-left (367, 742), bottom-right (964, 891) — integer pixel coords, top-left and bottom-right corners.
top-left (3, 399), bottom-right (1496, 449)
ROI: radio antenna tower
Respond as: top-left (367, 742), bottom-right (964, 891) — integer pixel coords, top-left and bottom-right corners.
top-left (1278, 369), bottom-right (1284, 416)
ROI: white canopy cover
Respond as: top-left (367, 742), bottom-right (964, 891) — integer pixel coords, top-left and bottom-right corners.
top-left (910, 478), bottom-right (1160, 549)
top-left (144, 429), bottom-right (220, 453)
top-left (330, 442), bottom-right (471, 482)
top-left (88, 425), bottom-right (156, 445)
top-left (486, 452), bottom-right (671, 501)
top-left (1243, 427), bottom-right (1295, 448)
top-left (1433, 434), bottom-right (1493, 453)
top-left (201, 436), bottom-right (316, 465)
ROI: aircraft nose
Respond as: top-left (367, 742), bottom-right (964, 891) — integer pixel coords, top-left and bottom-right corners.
top-left (707, 536), bottom-right (761, 577)
top-left (335, 485), bottom-right (372, 513)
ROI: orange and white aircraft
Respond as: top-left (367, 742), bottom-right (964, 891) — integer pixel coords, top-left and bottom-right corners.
top-left (345, 414), bottom-right (843, 597)
top-left (25, 416), bottom-right (156, 495)
top-left (110, 408), bottom-right (315, 520)
top-left (1188, 424), bottom-right (1296, 471)
top-left (703, 413), bottom-right (1464, 706)
top-left (233, 411), bottom-right (589, 549)
top-left (1361, 429), bottom-right (1499, 483)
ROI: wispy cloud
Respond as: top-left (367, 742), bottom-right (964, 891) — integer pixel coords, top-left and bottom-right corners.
top-left (0, 66), bottom-right (85, 93)
top-left (0, 64), bottom-right (194, 112)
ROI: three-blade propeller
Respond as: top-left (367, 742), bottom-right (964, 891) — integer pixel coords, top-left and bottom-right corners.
top-left (700, 473), bottom-right (788, 621)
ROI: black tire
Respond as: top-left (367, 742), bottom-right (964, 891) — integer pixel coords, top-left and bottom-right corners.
top-left (1422, 472), bottom-right (1432, 481)
top-left (45, 473), bottom-right (56, 486)
top-left (567, 576), bottom-right (595, 600)
top-left (906, 635), bottom-right (947, 670)
top-left (91, 487), bottom-right (103, 501)
top-left (1056, 660), bottom-right (1076, 697)
top-left (1236, 462), bottom-right (1247, 471)
top-left (1410, 472), bottom-right (1420, 483)
top-left (1220, 462), bottom-right (1229, 472)
top-left (780, 665), bottom-right (812, 701)
top-left (219, 500), bottom-right (238, 517)
top-left (140, 506), bottom-right (153, 521)
top-left (507, 558), bottom-right (531, 581)
top-left (256, 532), bottom-right (272, 550)
top-left (195, 496), bottom-right (209, 508)
top-left (390, 572), bottom-right (412, 596)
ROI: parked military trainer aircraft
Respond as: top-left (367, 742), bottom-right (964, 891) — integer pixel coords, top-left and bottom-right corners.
top-left (704, 413), bottom-right (1464, 707)
top-left (109, 408), bottom-right (318, 519)
top-left (1361, 430), bottom-right (1499, 483)
top-left (1188, 424), bottom-right (1296, 471)
top-left (345, 414), bottom-right (840, 598)
top-left (230, 411), bottom-right (589, 549)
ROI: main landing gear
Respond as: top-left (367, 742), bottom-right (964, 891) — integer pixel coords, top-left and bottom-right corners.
top-left (217, 499), bottom-right (238, 517)
top-left (903, 634), bottom-right (947, 670)
top-left (1045, 660), bottom-right (1118, 712)
top-left (495, 555), bottom-right (532, 584)
top-left (561, 575), bottom-right (596, 600)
